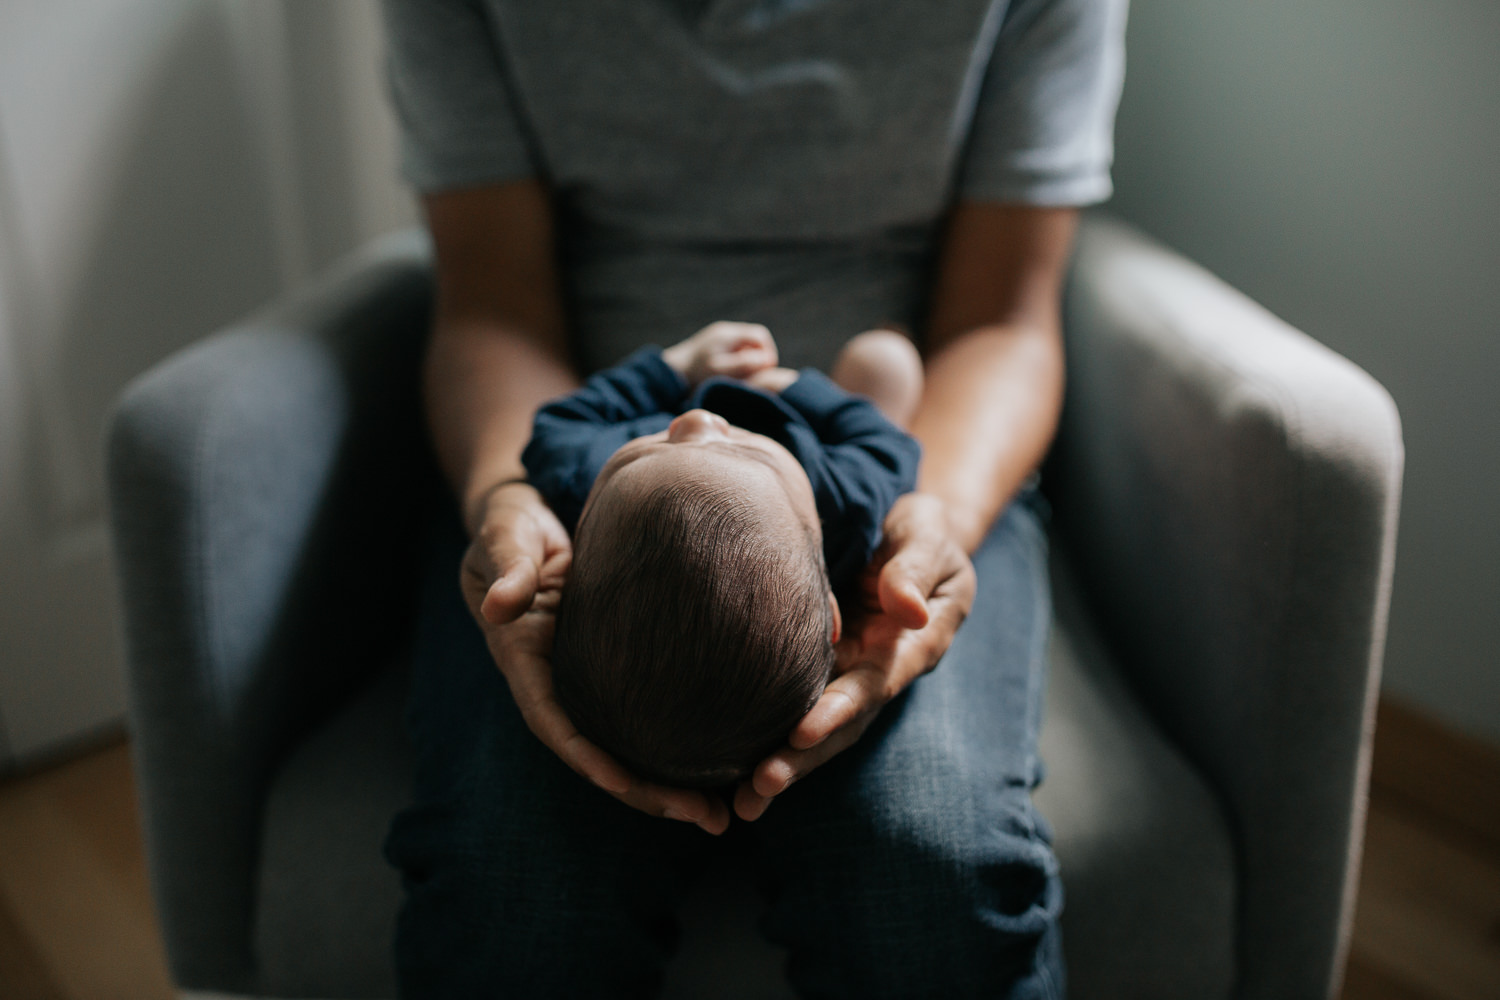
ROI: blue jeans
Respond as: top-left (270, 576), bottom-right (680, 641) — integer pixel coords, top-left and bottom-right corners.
top-left (386, 494), bottom-right (1063, 999)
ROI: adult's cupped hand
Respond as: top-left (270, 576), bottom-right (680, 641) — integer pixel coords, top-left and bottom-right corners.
top-left (460, 481), bottom-right (733, 834)
top-left (733, 491), bottom-right (978, 821)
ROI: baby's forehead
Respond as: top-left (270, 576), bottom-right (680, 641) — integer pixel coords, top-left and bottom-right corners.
top-left (613, 444), bottom-right (781, 495)
top-left (597, 447), bottom-right (800, 524)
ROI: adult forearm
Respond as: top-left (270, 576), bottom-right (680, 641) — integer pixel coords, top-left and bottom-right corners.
top-left (418, 181), bottom-right (578, 534)
top-left (909, 321), bottom-right (1064, 553)
top-left (425, 322), bottom-right (578, 534)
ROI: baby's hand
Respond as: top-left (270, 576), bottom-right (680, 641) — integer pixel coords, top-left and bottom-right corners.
top-left (662, 321), bottom-right (778, 386)
top-left (745, 367), bottom-right (799, 394)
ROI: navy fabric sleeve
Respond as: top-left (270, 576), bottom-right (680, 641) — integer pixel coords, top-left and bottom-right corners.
top-left (778, 371), bottom-right (922, 593)
top-left (520, 348), bottom-right (685, 530)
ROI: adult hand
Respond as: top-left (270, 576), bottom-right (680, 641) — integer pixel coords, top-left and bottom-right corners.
top-left (461, 481), bottom-right (732, 834)
top-left (733, 492), bottom-right (978, 821)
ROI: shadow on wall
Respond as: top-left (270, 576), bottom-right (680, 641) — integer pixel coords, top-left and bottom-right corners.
top-left (42, 2), bottom-right (281, 527)
top-left (1, 0), bottom-right (395, 761)
top-left (44, 0), bottom-right (394, 525)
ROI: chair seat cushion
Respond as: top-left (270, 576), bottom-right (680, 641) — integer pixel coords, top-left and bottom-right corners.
top-left (1036, 552), bottom-right (1237, 999)
top-left (252, 551), bottom-right (1234, 999)
top-left (254, 664), bottom-right (412, 998)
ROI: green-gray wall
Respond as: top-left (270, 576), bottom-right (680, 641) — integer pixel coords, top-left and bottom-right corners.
top-left (1108, 3), bottom-right (1500, 742)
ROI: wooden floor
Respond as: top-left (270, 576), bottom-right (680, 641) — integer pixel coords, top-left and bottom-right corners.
top-left (0, 699), bottom-right (1496, 999)
top-left (0, 740), bottom-right (172, 1000)
top-left (1343, 701), bottom-right (1500, 1000)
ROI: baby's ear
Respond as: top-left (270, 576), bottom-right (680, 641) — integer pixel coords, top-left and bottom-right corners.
top-left (827, 591), bottom-right (842, 644)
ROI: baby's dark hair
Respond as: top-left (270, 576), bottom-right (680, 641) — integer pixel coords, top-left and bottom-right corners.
top-left (552, 475), bottom-right (835, 789)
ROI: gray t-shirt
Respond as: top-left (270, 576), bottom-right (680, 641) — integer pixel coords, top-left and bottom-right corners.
top-left (381, 0), bottom-right (1126, 372)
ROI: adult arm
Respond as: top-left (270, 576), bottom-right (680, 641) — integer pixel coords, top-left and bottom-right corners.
top-left (913, 203), bottom-right (1075, 546)
top-left (425, 180), bottom-right (732, 834)
top-left (736, 203), bottom-right (1076, 819)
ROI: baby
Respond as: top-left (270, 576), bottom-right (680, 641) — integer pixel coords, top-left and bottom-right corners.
top-left (521, 322), bottom-right (923, 788)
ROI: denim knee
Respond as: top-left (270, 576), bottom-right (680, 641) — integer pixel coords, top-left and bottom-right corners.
top-left (755, 727), bottom-right (1064, 999)
top-left (746, 502), bottom-right (1063, 998)
top-left (387, 781), bottom-right (698, 999)
top-left (387, 636), bottom-right (700, 998)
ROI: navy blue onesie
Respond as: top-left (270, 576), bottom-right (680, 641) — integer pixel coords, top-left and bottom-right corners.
top-left (521, 347), bottom-right (920, 596)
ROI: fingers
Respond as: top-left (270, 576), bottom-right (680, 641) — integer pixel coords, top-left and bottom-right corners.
top-left (732, 665), bottom-right (885, 822)
top-left (703, 321), bottom-right (778, 378)
top-left (631, 782), bottom-right (732, 836)
top-left (555, 724), bottom-right (730, 835)
top-left (561, 733), bottom-right (730, 834)
top-left (466, 489), bottom-right (572, 625)
top-left (744, 367), bottom-right (800, 394)
top-left (670, 322), bottom-right (778, 385)
top-left (713, 346), bottom-right (779, 379)
top-left (789, 672), bottom-right (877, 750)
top-left (746, 323), bottom-right (777, 361)
top-left (557, 730), bottom-right (631, 795)
top-left (733, 648), bottom-right (928, 824)
top-left (714, 320), bottom-right (775, 358)
top-left (505, 646), bottom-right (730, 834)
top-left (733, 774), bottom-right (778, 823)
top-left (875, 493), bottom-right (968, 627)
top-left (734, 715), bottom-right (870, 821)
top-left (869, 536), bottom-right (939, 629)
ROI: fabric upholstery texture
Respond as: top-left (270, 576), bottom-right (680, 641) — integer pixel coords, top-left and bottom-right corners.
top-left (254, 662), bottom-right (412, 998)
top-left (1052, 218), bottom-right (1403, 999)
top-left (107, 216), bottom-right (1401, 999)
top-left (108, 231), bottom-right (437, 994)
top-left (1035, 554), bottom-right (1235, 999)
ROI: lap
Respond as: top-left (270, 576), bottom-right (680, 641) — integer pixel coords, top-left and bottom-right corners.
top-left (386, 515), bottom-right (704, 998)
top-left (387, 496), bottom-right (1061, 999)
top-left (750, 494), bottom-right (1061, 999)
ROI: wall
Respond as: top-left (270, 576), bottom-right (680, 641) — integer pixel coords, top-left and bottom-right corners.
top-left (1107, 3), bottom-right (1500, 742)
top-left (0, 0), bottom-right (413, 766)
top-left (4, 1), bottom-right (1494, 760)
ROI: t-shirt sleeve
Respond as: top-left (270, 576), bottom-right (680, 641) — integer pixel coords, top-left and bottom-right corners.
top-left (379, 0), bottom-right (540, 193)
top-left (956, 0), bottom-right (1127, 207)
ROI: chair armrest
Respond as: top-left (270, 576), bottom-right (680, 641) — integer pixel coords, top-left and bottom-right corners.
top-left (1050, 215), bottom-right (1403, 999)
top-left (106, 230), bottom-right (437, 991)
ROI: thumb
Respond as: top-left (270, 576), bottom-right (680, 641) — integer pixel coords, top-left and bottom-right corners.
top-left (878, 557), bottom-right (931, 630)
top-left (877, 519), bottom-right (952, 629)
top-left (481, 555), bottom-right (540, 624)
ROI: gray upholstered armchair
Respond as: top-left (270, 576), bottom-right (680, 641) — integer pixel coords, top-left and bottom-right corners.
top-left (107, 215), bottom-right (1402, 999)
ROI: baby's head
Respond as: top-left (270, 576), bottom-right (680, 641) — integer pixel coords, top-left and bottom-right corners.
top-left (552, 409), bottom-right (838, 788)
